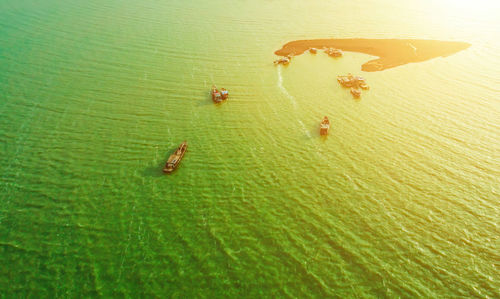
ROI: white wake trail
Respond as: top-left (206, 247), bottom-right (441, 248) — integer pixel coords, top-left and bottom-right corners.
top-left (276, 66), bottom-right (311, 137)
top-left (277, 66), bottom-right (297, 108)
top-left (298, 120), bottom-right (312, 138)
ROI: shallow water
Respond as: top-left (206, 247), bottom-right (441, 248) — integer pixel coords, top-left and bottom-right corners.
top-left (0, 0), bottom-right (499, 297)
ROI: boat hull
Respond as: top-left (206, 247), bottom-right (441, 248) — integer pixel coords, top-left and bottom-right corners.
top-left (211, 87), bottom-right (227, 103)
top-left (163, 142), bottom-right (188, 174)
top-left (320, 127), bottom-right (329, 136)
top-left (320, 117), bottom-right (330, 136)
top-left (350, 88), bottom-right (361, 98)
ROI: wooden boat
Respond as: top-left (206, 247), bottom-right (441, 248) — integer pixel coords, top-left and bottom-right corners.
top-left (354, 76), bottom-right (366, 85)
top-left (337, 75), bottom-right (355, 87)
top-left (273, 57), bottom-right (290, 65)
top-left (326, 48), bottom-right (343, 57)
top-left (220, 88), bottom-right (229, 100)
top-left (309, 48), bottom-right (317, 54)
top-left (360, 83), bottom-right (370, 90)
top-left (320, 116), bottom-right (330, 136)
top-left (350, 87), bottom-right (361, 98)
top-left (338, 74), bottom-right (368, 88)
top-left (211, 86), bottom-right (223, 103)
top-left (163, 141), bottom-right (187, 174)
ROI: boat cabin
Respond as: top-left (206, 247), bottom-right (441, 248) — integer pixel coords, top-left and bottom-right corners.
top-left (320, 116), bottom-right (330, 136)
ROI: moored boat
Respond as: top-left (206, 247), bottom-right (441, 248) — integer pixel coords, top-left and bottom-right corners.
top-left (350, 87), bottom-right (361, 98)
top-left (274, 56), bottom-right (290, 65)
top-left (337, 74), bottom-right (355, 87)
top-left (337, 74), bottom-right (369, 93)
top-left (211, 86), bottom-right (223, 103)
top-left (220, 88), bottom-right (229, 100)
top-left (163, 141), bottom-right (188, 174)
top-left (320, 116), bottom-right (330, 136)
top-left (325, 48), bottom-right (343, 57)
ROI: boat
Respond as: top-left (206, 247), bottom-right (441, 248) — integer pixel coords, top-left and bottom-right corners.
top-left (273, 56), bottom-right (290, 65)
top-left (337, 75), bottom-right (354, 87)
top-left (220, 88), bottom-right (229, 100)
top-left (325, 48), bottom-right (343, 57)
top-left (309, 48), bottom-right (317, 54)
top-left (337, 74), bottom-right (368, 88)
top-left (337, 74), bottom-right (368, 97)
top-left (350, 87), bottom-right (361, 98)
top-left (211, 86), bottom-right (223, 103)
top-left (163, 141), bottom-right (187, 174)
top-left (354, 76), bottom-right (366, 85)
top-left (320, 116), bottom-right (330, 136)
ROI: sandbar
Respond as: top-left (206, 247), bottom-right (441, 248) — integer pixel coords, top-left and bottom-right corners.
top-left (275, 39), bottom-right (470, 72)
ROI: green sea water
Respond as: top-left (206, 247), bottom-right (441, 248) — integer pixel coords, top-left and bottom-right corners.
top-left (1, 0), bottom-right (499, 297)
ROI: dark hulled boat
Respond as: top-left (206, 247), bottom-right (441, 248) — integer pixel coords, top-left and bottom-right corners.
top-left (163, 141), bottom-right (187, 174)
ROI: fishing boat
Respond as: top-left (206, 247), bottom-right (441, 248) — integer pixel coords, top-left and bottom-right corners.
top-left (220, 88), bottom-right (229, 100)
top-left (273, 57), bottom-right (290, 65)
top-left (325, 48), bottom-right (343, 57)
top-left (320, 116), bottom-right (330, 136)
top-left (350, 87), bottom-right (361, 98)
top-left (211, 86), bottom-right (223, 103)
top-left (354, 76), bottom-right (367, 85)
top-left (337, 74), bottom-right (368, 90)
top-left (163, 141), bottom-right (187, 174)
top-left (337, 75), bottom-right (355, 87)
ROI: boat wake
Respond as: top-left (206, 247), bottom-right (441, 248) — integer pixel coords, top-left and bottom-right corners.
top-left (277, 66), bottom-right (297, 108)
top-left (276, 66), bottom-right (310, 137)
top-left (298, 120), bottom-right (311, 138)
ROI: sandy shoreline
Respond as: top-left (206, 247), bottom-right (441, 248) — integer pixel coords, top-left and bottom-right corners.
top-left (275, 39), bottom-right (470, 71)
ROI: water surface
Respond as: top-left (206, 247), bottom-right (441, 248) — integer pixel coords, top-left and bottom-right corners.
top-left (0, 0), bottom-right (499, 297)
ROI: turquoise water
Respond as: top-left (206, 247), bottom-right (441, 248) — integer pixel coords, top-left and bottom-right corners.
top-left (0, 0), bottom-right (499, 297)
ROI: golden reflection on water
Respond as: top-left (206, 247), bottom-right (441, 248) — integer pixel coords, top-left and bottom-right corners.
top-left (417, 0), bottom-right (500, 25)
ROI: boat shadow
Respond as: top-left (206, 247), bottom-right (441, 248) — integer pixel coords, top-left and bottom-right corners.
top-left (143, 161), bottom-right (166, 177)
top-left (143, 147), bottom-right (176, 177)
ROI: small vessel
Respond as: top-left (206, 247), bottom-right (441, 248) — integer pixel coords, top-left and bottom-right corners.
top-left (274, 56), bottom-right (290, 65)
top-left (337, 74), bottom-right (367, 88)
top-left (350, 87), bottom-right (361, 98)
top-left (354, 76), bottom-right (366, 85)
top-left (163, 141), bottom-right (188, 174)
top-left (220, 88), bottom-right (229, 100)
top-left (309, 48), bottom-right (317, 54)
top-left (337, 75), bottom-right (354, 87)
top-left (325, 48), bottom-right (343, 57)
top-left (211, 86), bottom-right (223, 103)
top-left (320, 116), bottom-right (330, 136)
